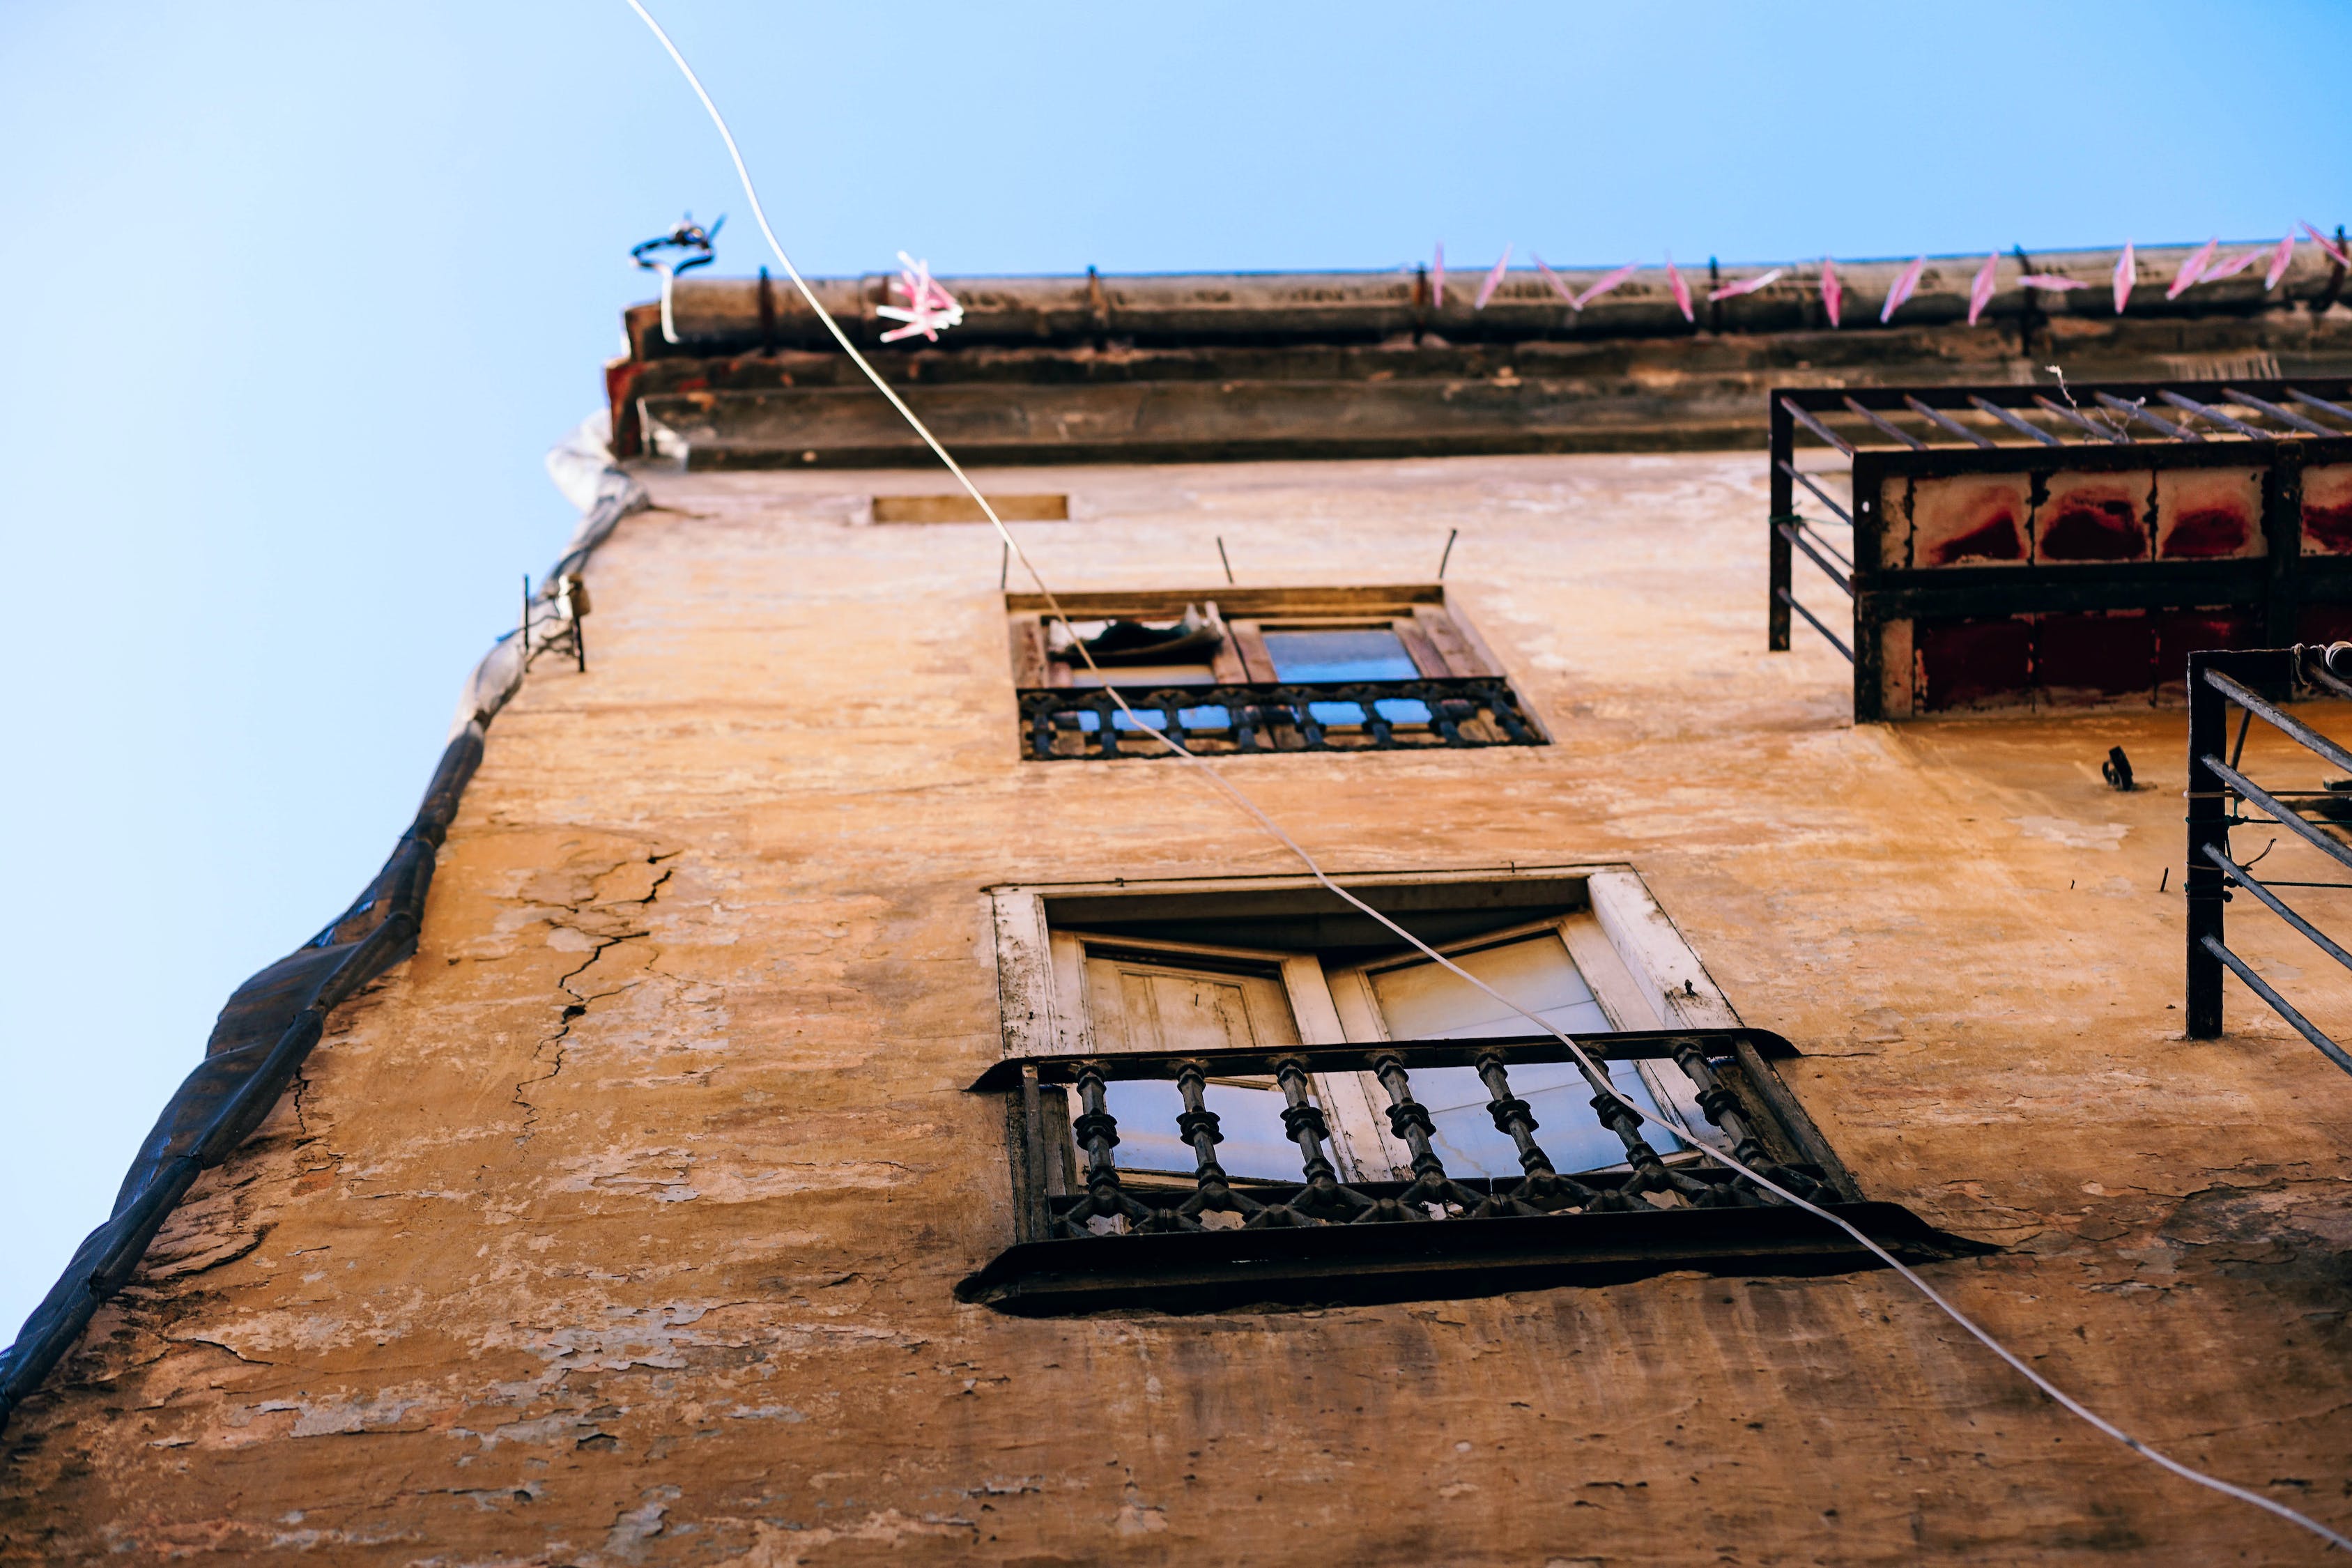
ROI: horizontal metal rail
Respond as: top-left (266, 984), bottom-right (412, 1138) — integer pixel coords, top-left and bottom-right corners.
top-left (1843, 396), bottom-right (1925, 451)
top-left (2098, 390), bottom-right (2199, 441)
top-left (1779, 397), bottom-right (1854, 457)
top-left (1776, 521), bottom-right (1853, 594)
top-left (2199, 935), bottom-right (2352, 1077)
top-left (1776, 586), bottom-right (1854, 661)
top-left (2224, 387), bottom-right (2334, 437)
top-left (1903, 395), bottom-right (1993, 448)
top-left (1776, 459), bottom-right (1854, 525)
top-left (1969, 394), bottom-right (2063, 445)
top-left (2201, 754), bottom-right (2352, 877)
top-left (2161, 390), bottom-right (2272, 441)
top-left (2189, 649), bottom-right (2352, 1064)
top-left (2204, 668), bottom-right (2352, 777)
top-left (2205, 844), bottom-right (2352, 976)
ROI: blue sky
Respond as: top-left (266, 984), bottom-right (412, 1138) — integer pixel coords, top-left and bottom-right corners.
top-left (1, 0), bottom-right (2346, 1337)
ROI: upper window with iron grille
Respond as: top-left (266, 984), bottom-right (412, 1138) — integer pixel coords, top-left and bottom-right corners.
top-left (1006, 586), bottom-right (1546, 760)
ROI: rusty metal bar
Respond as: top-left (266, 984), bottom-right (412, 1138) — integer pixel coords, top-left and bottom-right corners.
top-left (2204, 755), bottom-right (2352, 877)
top-left (1968, 394), bottom-right (2065, 446)
top-left (2288, 388), bottom-right (2352, 426)
top-left (2199, 935), bottom-right (2352, 1078)
top-left (1903, 395), bottom-right (1994, 448)
top-left (1842, 396), bottom-right (1928, 451)
top-left (2205, 668), bottom-right (2352, 777)
top-left (1779, 397), bottom-right (1854, 457)
top-left (2034, 394), bottom-right (2132, 443)
top-left (2206, 844), bottom-right (2352, 976)
top-left (1776, 521), bottom-right (1853, 594)
top-left (2096, 391), bottom-right (2201, 441)
top-left (1776, 587), bottom-right (1854, 661)
top-left (1776, 459), bottom-right (1854, 525)
top-left (1793, 518), bottom-right (1853, 571)
top-left (2224, 387), bottom-right (2336, 438)
top-left (2159, 390), bottom-right (2273, 440)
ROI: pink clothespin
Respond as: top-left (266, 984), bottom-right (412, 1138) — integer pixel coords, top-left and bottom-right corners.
top-left (1965, 253), bottom-right (1999, 326)
top-left (2112, 242), bottom-right (2135, 314)
top-left (2200, 246), bottom-right (2266, 284)
top-left (877, 251), bottom-right (965, 343)
top-left (1820, 258), bottom-right (1842, 328)
top-left (1575, 262), bottom-right (1638, 309)
top-left (2166, 237), bottom-right (2220, 300)
top-left (1708, 268), bottom-right (1782, 302)
top-left (2303, 222), bottom-right (2352, 269)
top-left (1474, 245), bottom-right (1513, 310)
top-left (1432, 243), bottom-right (1446, 308)
top-left (2266, 233), bottom-right (2297, 290)
top-left (1532, 253), bottom-right (1578, 308)
top-left (1880, 256), bottom-right (1926, 324)
top-left (2017, 274), bottom-right (2089, 291)
top-left (1664, 254), bottom-right (1693, 322)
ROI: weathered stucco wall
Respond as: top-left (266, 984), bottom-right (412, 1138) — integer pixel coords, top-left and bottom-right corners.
top-left (6, 452), bottom-right (2351, 1564)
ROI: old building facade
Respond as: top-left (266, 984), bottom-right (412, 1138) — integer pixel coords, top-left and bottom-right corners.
top-left (8, 251), bottom-right (2352, 1563)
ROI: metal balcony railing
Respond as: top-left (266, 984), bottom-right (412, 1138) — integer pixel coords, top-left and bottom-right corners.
top-left (1017, 677), bottom-right (1543, 760)
top-left (1767, 379), bottom-right (2352, 718)
top-left (959, 1030), bottom-right (1981, 1313)
top-left (2186, 646), bottom-right (2352, 1074)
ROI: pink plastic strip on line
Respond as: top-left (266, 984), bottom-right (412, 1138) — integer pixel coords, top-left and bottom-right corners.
top-left (2266, 233), bottom-right (2296, 290)
top-left (1707, 268), bottom-right (1781, 302)
top-left (1532, 253), bottom-right (1578, 308)
top-left (1880, 256), bottom-right (1926, 323)
top-left (2113, 242), bottom-right (2135, 314)
top-left (2167, 237), bottom-right (2220, 299)
top-left (1474, 244), bottom-right (1512, 310)
top-left (2304, 223), bottom-right (2352, 269)
top-left (1820, 258), bottom-right (1841, 328)
top-left (1665, 255), bottom-right (1692, 321)
top-left (1575, 261), bottom-right (1638, 309)
top-left (1965, 253), bottom-right (1998, 325)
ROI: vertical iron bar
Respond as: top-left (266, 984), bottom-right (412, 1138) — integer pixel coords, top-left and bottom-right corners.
top-left (2186, 654), bottom-right (2234, 1038)
top-left (1769, 394), bottom-right (1794, 650)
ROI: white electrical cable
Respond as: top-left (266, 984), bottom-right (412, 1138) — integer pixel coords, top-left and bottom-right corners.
top-left (619, 2), bottom-right (2351, 1549)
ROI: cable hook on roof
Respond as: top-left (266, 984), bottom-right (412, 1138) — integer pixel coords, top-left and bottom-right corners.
top-left (631, 213), bottom-right (724, 344)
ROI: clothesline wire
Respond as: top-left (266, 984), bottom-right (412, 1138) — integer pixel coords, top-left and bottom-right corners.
top-left (617, 1), bottom-right (2348, 1550)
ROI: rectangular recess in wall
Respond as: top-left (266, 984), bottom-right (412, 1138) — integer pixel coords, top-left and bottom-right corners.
top-left (871, 493), bottom-right (1069, 524)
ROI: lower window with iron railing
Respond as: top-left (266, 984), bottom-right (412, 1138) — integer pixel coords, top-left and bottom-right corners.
top-left (1017, 678), bottom-right (1542, 761)
top-left (958, 1030), bottom-right (1982, 1313)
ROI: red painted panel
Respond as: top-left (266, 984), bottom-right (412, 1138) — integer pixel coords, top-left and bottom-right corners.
top-left (1916, 617), bottom-right (2033, 712)
top-left (2155, 469), bottom-right (2263, 560)
top-left (1909, 475), bottom-right (2030, 567)
top-left (2036, 472), bottom-right (2151, 562)
top-left (2304, 466), bottom-right (2352, 555)
top-left (2154, 608), bottom-right (2260, 697)
top-left (2035, 613), bottom-right (2155, 700)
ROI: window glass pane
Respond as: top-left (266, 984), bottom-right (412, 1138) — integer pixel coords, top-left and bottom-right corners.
top-left (1261, 629), bottom-right (1420, 682)
top-left (1106, 1079), bottom-right (1305, 1181)
top-left (1073, 707), bottom-right (1231, 733)
top-left (1368, 933), bottom-right (1682, 1178)
top-left (1370, 935), bottom-right (1613, 1040)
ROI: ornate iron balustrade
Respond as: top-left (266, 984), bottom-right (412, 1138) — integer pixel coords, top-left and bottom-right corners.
top-left (2186, 645), bottom-right (2352, 1075)
top-left (1017, 677), bottom-right (1542, 760)
top-left (959, 1030), bottom-right (1981, 1313)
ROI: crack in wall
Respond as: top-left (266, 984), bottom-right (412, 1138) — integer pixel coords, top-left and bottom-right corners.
top-left (511, 856), bottom-right (677, 1145)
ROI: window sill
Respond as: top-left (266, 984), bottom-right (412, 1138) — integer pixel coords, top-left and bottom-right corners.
top-left (956, 1200), bottom-right (1990, 1316)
